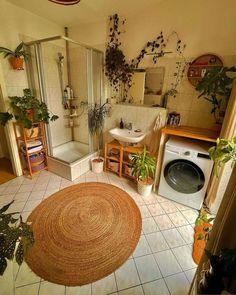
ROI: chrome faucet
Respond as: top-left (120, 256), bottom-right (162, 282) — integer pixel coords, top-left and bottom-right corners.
top-left (126, 122), bottom-right (132, 130)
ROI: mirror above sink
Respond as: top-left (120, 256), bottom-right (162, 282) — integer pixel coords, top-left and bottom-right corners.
top-left (119, 67), bottom-right (165, 106)
top-left (109, 128), bottom-right (146, 144)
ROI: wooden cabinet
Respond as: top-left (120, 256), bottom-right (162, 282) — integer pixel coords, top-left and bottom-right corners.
top-left (104, 140), bottom-right (143, 180)
top-left (13, 122), bottom-right (48, 177)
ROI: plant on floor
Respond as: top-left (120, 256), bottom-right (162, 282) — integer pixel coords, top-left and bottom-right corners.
top-left (0, 200), bottom-right (34, 276)
top-left (105, 14), bottom-right (187, 102)
top-left (0, 42), bottom-right (28, 70)
top-left (196, 66), bottom-right (236, 123)
top-left (209, 136), bottom-right (236, 176)
top-left (193, 211), bottom-right (214, 264)
top-left (0, 88), bottom-right (59, 129)
top-left (88, 102), bottom-right (110, 173)
top-left (198, 248), bottom-right (236, 294)
top-left (131, 146), bottom-right (156, 196)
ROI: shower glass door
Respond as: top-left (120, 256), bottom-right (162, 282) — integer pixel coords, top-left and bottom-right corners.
top-left (25, 37), bottom-right (104, 164)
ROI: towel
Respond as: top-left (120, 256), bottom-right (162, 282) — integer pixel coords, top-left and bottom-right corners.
top-left (145, 114), bottom-right (162, 156)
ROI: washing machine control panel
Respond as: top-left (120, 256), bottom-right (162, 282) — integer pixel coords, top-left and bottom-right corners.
top-left (180, 150), bottom-right (198, 158)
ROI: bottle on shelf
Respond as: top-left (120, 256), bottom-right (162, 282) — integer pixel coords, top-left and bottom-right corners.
top-left (120, 118), bottom-right (124, 129)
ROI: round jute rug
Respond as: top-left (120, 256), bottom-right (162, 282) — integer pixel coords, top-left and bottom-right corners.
top-left (25, 182), bottom-right (142, 286)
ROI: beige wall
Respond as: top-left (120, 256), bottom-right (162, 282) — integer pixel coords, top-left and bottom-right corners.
top-left (69, 0), bottom-right (236, 130)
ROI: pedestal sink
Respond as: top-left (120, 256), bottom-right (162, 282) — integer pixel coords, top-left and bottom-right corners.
top-left (109, 128), bottom-right (146, 144)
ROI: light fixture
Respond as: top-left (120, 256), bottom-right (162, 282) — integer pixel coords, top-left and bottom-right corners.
top-left (49, 0), bottom-right (81, 5)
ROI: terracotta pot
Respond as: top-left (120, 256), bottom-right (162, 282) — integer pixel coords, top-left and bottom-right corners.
top-left (9, 57), bottom-right (24, 70)
top-left (26, 109), bottom-right (34, 120)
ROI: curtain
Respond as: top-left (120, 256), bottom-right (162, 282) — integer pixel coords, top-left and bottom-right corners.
top-left (204, 80), bottom-right (236, 209)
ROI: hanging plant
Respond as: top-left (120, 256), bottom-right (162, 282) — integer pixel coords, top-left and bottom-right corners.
top-left (105, 14), bottom-right (134, 96)
top-left (105, 14), bottom-right (187, 102)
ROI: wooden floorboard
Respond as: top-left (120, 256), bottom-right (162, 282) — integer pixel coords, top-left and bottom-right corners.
top-left (0, 157), bottom-right (16, 185)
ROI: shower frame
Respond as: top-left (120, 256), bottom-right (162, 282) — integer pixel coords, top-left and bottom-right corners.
top-left (24, 35), bottom-right (104, 160)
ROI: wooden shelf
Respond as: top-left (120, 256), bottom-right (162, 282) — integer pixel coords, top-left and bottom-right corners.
top-left (17, 135), bottom-right (43, 141)
top-left (107, 155), bottom-right (120, 162)
top-left (13, 122), bottom-right (48, 178)
top-left (161, 125), bottom-right (220, 143)
top-left (122, 173), bottom-right (136, 180)
top-left (104, 139), bottom-right (144, 180)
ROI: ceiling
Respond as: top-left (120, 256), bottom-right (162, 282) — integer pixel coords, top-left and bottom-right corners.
top-left (6, 0), bottom-right (165, 26)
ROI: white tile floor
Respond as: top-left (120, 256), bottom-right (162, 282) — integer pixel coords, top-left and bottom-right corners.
top-left (0, 170), bottom-right (198, 295)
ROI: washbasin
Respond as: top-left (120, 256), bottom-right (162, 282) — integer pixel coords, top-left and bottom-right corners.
top-left (109, 128), bottom-right (146, 143)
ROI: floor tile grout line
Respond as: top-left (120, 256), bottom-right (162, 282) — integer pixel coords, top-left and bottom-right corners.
top-left (132, 256), bottom-right (146, 294)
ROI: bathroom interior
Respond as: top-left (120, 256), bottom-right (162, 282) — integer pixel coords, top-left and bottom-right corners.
top-left (0, 1), bottom-right (236, 295)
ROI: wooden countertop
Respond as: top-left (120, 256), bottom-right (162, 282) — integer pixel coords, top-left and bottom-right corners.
top-left (161, 125), bottom-right (220, 143)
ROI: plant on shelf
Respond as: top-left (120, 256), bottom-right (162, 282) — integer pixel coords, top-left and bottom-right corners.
top-left (209, 136), bottom-right (236, 176)
top-left (0, 201), bottom-right (34, 276)
top-left (196, 66), bottom-right (236, 124)
top-left (131, 146), bottom-right (156, 197)
top-left (0, 88), bottom-right (59, 129)
top-left (88, 102), bottom-right (110, 173)
top-left (198, 248), bottom-right (236, 294)
top-left (105, 14), bottom-right (187, 103)
top-left (0, 42), bottom-right (28, 70)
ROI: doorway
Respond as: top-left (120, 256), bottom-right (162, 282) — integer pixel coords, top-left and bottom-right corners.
top-left (0, 126), bottom-right (16, 184)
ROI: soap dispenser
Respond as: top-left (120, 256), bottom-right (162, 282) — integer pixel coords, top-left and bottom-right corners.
top-left (120, 118), bottom-right (124, 129)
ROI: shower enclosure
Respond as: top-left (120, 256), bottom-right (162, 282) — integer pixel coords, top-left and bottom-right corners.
top-left (25, 36), bottom-right (104, 180)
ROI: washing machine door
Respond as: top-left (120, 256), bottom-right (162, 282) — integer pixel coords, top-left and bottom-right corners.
top-left (164, 159), bottom-right (205, 194)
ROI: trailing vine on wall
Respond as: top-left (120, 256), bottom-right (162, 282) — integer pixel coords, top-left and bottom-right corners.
top-left (105, 14), bottom-right (188, 102)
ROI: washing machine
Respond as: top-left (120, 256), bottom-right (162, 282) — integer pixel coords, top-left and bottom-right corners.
top-left (158, 136), bottom-right (214, 210)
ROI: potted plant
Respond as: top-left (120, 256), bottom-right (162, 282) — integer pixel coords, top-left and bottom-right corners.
top-left (0, 200), bottom-right (34, 276)
top-left (131, 146), bottom-right (156, 197)
top-left (88, 102), bottom-right (109, 173)
top-left (196, 67), bottom-right (236, 127)
top-left (0, 88), bottom-right (59, 134)
top-left (0, 42), bottom-right (28, 70)
top-left (208, 136), bottom-right (236, 176)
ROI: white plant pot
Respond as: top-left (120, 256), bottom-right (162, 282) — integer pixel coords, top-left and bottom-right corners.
top-left (91, 157), bottom-right (104, 173)
top-left (137, 181), bottom-right (153, 197)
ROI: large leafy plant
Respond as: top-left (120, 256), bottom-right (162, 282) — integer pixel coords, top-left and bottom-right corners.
top-left (0, 88), bottom-right (59, 128)
top-left (0, 42), bottom-right (27, 58)
top-left (209, 136), bottom-right (236, 176)
top-left (196, 67), bottom-right (236, 123)
top-left (0, 201), bottom-right (34, 276)
top-left (131, 147), bottom-right (156, 183)
top-left (88, 102), bottom-right (109, 158)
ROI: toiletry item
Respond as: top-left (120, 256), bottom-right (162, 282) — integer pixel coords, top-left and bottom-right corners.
top-left (66, 85), bottom-right (71, 100)
top-left (120, 118), bottom-right (124, 129)
top-left (70, 88), bottom-right (74, 99)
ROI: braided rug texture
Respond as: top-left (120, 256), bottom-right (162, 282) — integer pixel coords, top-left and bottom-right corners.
top-left (25, 182), bottom-right (142, 286)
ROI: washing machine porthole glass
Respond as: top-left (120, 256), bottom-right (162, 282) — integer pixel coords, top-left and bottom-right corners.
top-left (164, 159), bottom-right (205, 194)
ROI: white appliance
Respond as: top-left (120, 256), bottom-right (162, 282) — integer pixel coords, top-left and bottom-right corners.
top-left (158, 136), bottom-right (214, 210)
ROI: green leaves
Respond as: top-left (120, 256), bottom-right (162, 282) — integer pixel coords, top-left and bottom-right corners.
top-left (0, 201), bottom-right (34, 276)
top-left (0, 112), bottom-right (13, 126)
top-left (209, 136), bottom-right (236, 176)
top-left (196, 67), bottom-right (236, 122)
top-left (0, 42), bottom-right (28, 58)
top-left (2, 88), bottom-right (59, 128)
top-left (131, 146), bottom-right (156, 183)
